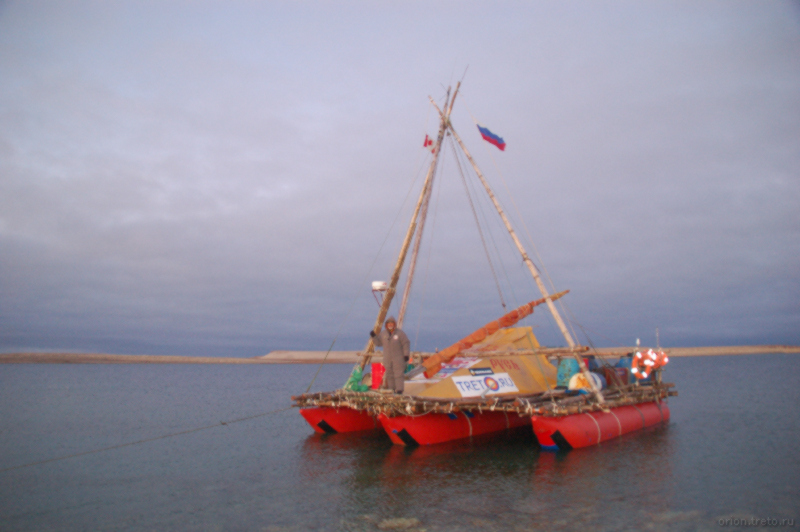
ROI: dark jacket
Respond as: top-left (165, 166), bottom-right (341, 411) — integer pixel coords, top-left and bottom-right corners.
top-left (373, 328), bottom-right (411, 362)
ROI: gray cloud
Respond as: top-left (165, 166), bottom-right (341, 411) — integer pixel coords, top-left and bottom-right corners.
top-left (1, 1), bottom-right (798, 356)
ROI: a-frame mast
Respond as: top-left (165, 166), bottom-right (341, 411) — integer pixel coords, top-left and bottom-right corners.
top-left (357, 89), bottom-right (455, 371)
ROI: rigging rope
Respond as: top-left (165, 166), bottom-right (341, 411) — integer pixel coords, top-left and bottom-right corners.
top-left (462, 97), bottom-right (581, 345)
top-left (447, 135), bottom-right (507, 309)
top-left (567, 316), bottom-right (630, 351)
top-left (0, 405), bottom-right (293, 474)
top-left (569, 320), bottom-right (616, 370)
top-left (459, 145), bottom-right (521, 309)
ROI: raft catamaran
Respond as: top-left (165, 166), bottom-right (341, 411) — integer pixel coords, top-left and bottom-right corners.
top-left (293, 83), bottom-right (676, 450)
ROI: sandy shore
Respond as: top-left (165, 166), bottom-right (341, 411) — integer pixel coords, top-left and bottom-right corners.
top-left (0, 352), bottom-right (271, 364)
top-left (0, 345), bottom-right (797, 364)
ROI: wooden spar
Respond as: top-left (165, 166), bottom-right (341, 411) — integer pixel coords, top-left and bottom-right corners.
top-left (397, 175), bottom-right (432, 328)
top-left (457, 347), bottom-right (590, 357)
top-left (398, 83), bottom-right (460, 327)
top-left (446, 126), bottom-right (575, 347)
top-left (420, 292), bottom-right (569, 377)
top-left (358, 89), bottom-right (455, 371)
top-left (444, 123), bottom-right (605, 403)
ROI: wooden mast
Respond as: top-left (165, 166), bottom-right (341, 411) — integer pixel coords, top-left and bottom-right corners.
top-left (358, 89), bottom-right (454, 371)
top-left (398, 83), bottom-right (460, 327)
top-left (446, 127), bottom-right (575, 347)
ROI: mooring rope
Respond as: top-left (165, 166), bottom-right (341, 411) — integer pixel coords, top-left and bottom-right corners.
top-left (0, 405), bottom-right (293, 474)
top-left (304, 339), bottom-right (342, 394)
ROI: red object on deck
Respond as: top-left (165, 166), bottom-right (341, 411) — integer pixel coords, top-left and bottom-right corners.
top-left (603, 366), bottom-right (628, 386)
top-left (531, 400), bottom-right (669, 450)
top-left (300, 407), bottom-right (378, 434)
top-left (378, 410), bottom-right (529, 446)
top-left (371, 363), bottom-right (385, 389)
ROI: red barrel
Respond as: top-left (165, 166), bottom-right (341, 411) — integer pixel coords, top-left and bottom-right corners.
top-left (371, 363), bottom-right (385, 389)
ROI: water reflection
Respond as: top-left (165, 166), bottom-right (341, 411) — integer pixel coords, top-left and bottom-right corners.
top-left (297, 421), bottom-right (694, 531)
top-left (2, 357), bottom-right (796, 531)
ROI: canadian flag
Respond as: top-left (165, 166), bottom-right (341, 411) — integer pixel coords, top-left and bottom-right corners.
top-left (423, 134), bottom-right (435, 153)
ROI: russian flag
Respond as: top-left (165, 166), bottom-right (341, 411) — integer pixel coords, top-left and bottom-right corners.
top-left (477, 124), bottom-right (506, 151)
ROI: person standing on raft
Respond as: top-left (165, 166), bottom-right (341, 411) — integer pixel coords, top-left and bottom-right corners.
top-left (370, 316), bottom-right (410, 394)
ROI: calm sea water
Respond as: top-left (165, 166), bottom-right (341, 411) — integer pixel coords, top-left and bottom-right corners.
top-left (0, 355), bottom-right (797, 531)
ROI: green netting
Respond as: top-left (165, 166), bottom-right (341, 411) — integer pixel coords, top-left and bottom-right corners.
top-left (344, 366), bottom-right (370, 392)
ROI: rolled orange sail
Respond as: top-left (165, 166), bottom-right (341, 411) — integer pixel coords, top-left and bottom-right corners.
top-left (422, 290), bottom-right (569, 378)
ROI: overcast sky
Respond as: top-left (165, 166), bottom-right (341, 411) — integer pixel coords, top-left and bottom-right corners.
top-left (1, 1), bottom-right (798, 356)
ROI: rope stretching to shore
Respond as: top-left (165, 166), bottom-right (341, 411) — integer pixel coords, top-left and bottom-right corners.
top-left (0, 405), bottom-right (293, 474)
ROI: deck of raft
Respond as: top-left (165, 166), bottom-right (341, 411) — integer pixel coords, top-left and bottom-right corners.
top-left (292, 382), bottom-right (678, 417)
top-left (0, 345), bottom-right (798, 364)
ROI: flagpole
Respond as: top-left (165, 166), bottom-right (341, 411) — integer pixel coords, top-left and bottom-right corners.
top-left (398, 82), bottom-right (460, 327)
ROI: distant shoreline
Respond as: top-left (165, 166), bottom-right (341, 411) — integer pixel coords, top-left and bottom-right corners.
top-left (0, 345), bottom-right (798, 364)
